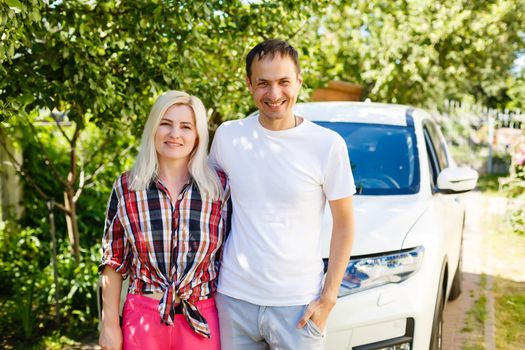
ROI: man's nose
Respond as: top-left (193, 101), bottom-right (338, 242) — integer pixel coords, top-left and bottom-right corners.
top-left (267, 84), bottom-right (282, 100)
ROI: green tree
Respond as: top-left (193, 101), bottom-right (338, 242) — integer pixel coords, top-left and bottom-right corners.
top-left (0, 0), bottom-right (42, 64)
top-left (316, 0), bottom-right (525, 108)
top-left (0, 0), bottom-right (331, 262)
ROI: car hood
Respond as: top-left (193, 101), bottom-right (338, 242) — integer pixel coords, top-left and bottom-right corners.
top-left (321, 195), bottom-right (428, 258)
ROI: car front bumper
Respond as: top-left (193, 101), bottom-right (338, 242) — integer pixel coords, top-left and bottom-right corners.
top-left (326, 251), bottom-right (442, 350)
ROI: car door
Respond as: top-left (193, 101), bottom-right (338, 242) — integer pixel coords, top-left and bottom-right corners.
top-left (423, 120), bottom-right (464, 285)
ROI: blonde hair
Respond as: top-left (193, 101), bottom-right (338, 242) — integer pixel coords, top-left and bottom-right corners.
top-left (129, 90), bottom-right (222, 200)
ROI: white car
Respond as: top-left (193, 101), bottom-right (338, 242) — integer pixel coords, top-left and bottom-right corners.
top-left (294, 102), bottom-right (478, 350)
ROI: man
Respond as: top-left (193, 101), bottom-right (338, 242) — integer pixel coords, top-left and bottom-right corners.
top-left (209, 39), bottom-right (355, 349)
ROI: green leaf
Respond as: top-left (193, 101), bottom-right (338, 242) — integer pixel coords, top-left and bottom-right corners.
top-left (6, 0), bottom-right (23, 9)
top-left (7, 42), bottom-right (15, 58)
top-left (18, 93), bottom-right (35, 106)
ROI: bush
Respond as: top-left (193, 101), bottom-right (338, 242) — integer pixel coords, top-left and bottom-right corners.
top-left (0, 221), bottom-right (101, 348)
top-left (1, 108), bottom-right (133, 348)
top-left (54, 244), bottom-right (100, 334)
top-left (0, 224), bottom-right (50, 344)
top-left (501, 138), bottom-right (525, 235)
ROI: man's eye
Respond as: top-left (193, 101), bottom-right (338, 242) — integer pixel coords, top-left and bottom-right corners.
top-left (257, 82), bottom-right (268, 87)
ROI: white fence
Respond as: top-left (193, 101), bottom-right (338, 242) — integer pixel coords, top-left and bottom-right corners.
top-left (438, 100), bottom-right (524, 174)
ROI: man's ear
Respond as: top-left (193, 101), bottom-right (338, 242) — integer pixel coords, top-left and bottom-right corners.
top-left (297, 73), bottom-right (303, 87)
top-left (246, 76), bottom-right (254, 93)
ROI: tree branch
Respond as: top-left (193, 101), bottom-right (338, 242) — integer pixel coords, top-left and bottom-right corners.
top-left (83, 143), bottom-right (134, 187)
top-left (67, 123), bottom-right (81, 185)
top-left (288, 19), bottom-right (309, 39)
top-left (53, 114), bottom-right (72, 144)
top-left (72, 169), bottom-right (84, 203)
top-left (0, 134), bottom-right (70, 215)
top-left (26, 122), bottom-right (69, 188)
top-left (76, 135), bottom-right (113, 183)
top-left (52, 201), bottom-right (70, 213)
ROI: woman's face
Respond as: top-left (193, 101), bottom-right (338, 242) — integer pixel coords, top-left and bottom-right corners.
top-left (154, 104), bottom-right (198, 165)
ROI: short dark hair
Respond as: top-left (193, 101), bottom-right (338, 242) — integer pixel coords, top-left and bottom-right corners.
top-left (245, 39), bottom-right (301, 80)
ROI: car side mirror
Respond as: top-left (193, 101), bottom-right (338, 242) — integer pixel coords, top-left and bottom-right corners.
top-left (437, 167), bottom-right (478, 194)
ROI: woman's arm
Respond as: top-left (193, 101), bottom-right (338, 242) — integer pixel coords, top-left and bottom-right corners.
top-left (99, 266), bottom-right (123, 350)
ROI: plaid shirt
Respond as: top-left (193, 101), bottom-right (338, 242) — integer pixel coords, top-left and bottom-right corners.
top-left (99, 171), bottom-right (230, 338)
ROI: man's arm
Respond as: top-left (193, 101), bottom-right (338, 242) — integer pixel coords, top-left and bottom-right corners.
top-left (297, 196), bottom-right (354, 330)
top-left (208, 125), bottom-right (223, 171)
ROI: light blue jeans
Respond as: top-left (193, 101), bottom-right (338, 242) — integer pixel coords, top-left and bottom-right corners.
top-left (215, 292), bottom-right (326, 350)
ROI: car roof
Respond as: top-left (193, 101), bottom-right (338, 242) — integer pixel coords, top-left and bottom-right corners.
top-left (293, 101), bottom-right (429, 126)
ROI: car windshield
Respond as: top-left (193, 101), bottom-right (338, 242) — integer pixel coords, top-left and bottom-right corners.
top-left (316, 122), bottom-right (420, 195)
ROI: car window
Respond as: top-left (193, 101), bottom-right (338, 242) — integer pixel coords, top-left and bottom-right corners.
top-left (424, 128), bottom-right (439, 189)
top-left (423, 121), bottom-right (449, 171)
top-left (316, 122), bottom-right (420, 195)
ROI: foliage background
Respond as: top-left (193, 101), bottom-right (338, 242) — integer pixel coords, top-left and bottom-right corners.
top-left (1, 0), bottom-right (524, 348)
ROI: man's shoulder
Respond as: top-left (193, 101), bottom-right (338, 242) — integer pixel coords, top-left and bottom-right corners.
top-left (217, 115), bottom-right (257, 134)
top-left (303, 118), bottom-right (344, 143)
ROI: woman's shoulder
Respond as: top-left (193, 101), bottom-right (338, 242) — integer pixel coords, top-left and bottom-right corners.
top-left (112, 172), bottom-right (133, 194)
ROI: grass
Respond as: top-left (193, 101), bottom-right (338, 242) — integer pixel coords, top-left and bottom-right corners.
top-left (462, 344), bottom-right (485, 350)
top-left (486, 203), bottom-right (525, 350)
top-left (462, 285), bottom-right (487, 349)
top-left (489, 215), bottom-right (525, 282)
top-left (463, 274), bottom-right (488, 331)
top-left (475, 174), bottom-right (504, 194)
top-left (0, 294), bottom-right (98, 350)
top-left (494, 278), bottom-right (525, 349)
top-left (461, 193), bottom-right (525, 350)
top-left (490, 219), bottom-right (525, 350)
top-left (471, 294), bottom-right (487, 324)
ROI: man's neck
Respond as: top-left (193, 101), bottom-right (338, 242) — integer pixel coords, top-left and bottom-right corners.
top-left (258, 113), bottom-right (296, 131)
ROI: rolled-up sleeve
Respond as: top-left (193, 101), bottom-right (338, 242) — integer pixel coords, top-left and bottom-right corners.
top-left (99, 179), bottom-right (131, 276)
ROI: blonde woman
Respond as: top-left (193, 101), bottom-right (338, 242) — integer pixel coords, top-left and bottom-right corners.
top-left (98, 91), bottom-right (230, 350)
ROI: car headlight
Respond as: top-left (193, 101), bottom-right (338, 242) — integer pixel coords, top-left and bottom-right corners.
top-left (339, 246), bottom-right (424, 297)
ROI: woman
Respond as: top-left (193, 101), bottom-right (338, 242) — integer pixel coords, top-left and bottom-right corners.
top-left (98, 91), bottom-right (229, 350)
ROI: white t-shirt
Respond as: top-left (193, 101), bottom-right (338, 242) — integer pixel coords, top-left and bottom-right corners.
top-left (209, 115), bottom-right (356, 306)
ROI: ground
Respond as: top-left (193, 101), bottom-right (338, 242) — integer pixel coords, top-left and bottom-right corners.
top-left (443, 191), bottom-right (525, 350)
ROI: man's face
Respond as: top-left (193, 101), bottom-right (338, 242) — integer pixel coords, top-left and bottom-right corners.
top-left (247, 54), bottom-right (302, 125)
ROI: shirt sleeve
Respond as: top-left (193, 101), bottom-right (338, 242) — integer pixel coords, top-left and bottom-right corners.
top-left (323, 134), bottom-right (356, 200)
top-left (221, 178), bottom-right (232, 241)
top-left (99, 177), bottom-right (131, 276)
top-left (209, 125), bottom-right (224, 172)
top-left (215, 170), bottom-right (232, 272)
top-left (215, 170), bottom-right (232, 238)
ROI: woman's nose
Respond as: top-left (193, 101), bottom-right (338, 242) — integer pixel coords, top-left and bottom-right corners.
top-left (170, 126), bottom-right (182, 137)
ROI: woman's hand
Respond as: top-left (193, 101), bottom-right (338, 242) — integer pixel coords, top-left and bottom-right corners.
top-left (99, 321), bottom-right (123, 350)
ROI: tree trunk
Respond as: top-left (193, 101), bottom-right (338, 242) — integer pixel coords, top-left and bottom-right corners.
top-left (65, 125), bottom-right (80, 264)
top-left (47, 200), bottom-right (61, 325)
top-left (64, 188), bottom-right (80, 264)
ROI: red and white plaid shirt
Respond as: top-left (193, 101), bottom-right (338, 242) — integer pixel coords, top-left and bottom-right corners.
top-left (99, 171), bottom-right (230, 338)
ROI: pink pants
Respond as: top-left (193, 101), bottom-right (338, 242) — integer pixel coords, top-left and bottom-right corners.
top-left (122, 294), bottom-right (221, 350)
